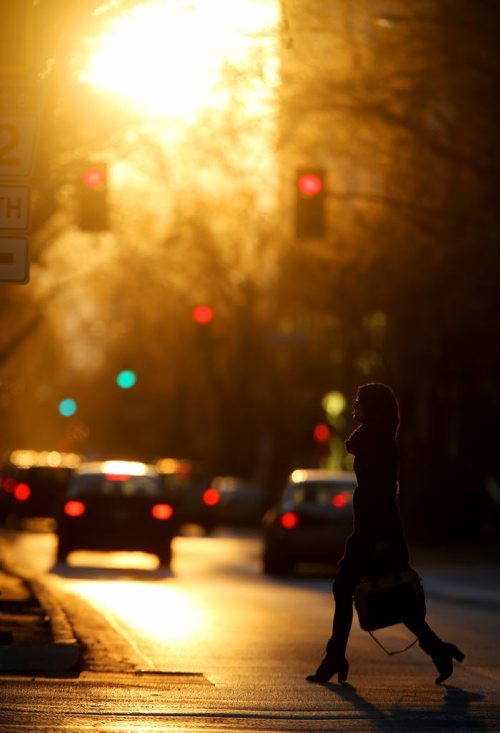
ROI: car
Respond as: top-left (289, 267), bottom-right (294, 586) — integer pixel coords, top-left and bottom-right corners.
top-left (0, 450), bottom-right (81, 528)
top-left (56, 460), bottom-right (176, 567)
top-left (155, 458), bottom-right (216, 533)
top-left (262, 468), bottom-right (356, 575)
top-left (208, 476), bottom-right (266, 527)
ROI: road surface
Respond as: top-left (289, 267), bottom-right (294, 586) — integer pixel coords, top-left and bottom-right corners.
top-left (0, 528), bottom-right (499, 732)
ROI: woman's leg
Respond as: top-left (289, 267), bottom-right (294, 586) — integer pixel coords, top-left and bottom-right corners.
top-left (404, 612), bottom-right (464, 684)
top-left (306, 567), bottom-right (354, 682)
top-left (307, 535), bottom-right (367, 683)
top-left (404, 613), bottom-right (442, 653)
top-left (326, 569), bottom-right (356, 659)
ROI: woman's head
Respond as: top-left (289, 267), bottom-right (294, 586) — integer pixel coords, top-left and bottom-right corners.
top-left (354, 382), bottom-right (400, 433)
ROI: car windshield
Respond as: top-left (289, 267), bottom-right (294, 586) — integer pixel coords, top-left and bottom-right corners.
top-left (68, 474), bottom-right (162, 498)
top-left (283, 481), bottom-right (354, 507)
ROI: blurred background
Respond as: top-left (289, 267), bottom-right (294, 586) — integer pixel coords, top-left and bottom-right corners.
top-left (0, 0), bottom-right (499, 546)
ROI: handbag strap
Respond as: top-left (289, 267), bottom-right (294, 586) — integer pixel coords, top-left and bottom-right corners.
top-left (368, 631), bottom-right (419, 656)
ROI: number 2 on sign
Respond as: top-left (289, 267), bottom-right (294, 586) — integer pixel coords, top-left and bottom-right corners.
top-left (0, 124), bottom-right (20, 167)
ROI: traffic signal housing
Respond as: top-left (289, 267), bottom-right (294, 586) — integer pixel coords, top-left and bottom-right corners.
top-left (77, 163), bottom-right (109, 231)
top-left (295, 168), bottom-right (326, 239)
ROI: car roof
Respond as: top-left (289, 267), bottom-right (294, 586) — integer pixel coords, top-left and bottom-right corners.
top-left (211, 476), bottom-right (259, 489)
top-left (288, 468), bottom-right (356, 484)
top-left (74, 460), bottom-right (158, 477)
top-left (4, 449), bottom-right (82, 470)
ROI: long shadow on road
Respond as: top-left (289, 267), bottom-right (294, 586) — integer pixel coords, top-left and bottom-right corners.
top-left (322, 681), bottom-right (487, 732)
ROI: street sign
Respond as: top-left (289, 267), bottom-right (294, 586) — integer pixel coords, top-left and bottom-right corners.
top-left (0, 116), bottom-right (37, 178)
top-left (0, 237), bottom-right (29, 283)
top-left (0, 85), bottom-right (40, 285)
top-left (0, 185), bottom-right (30, 229)
top-left (0, 84), bottom-right (41, 115)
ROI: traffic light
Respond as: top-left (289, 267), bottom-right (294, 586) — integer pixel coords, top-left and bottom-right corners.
top-left (58, 398), bottom-right (77, 417)
top-left (77, 163), bottom-right (108, 231)
top-left (313, 422), bottom-right (331, 444)
top-left (312, 421), bottom-right (331, 462)
top-left (116, 370), bottom-right (137, 389)
top-left (192, 305), bottom-right (214, 324)
top-left (295, 168), bottom-right (326, 239)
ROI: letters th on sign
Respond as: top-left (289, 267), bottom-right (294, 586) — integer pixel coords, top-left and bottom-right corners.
top-left (0, 186), bottom-right (30, 230)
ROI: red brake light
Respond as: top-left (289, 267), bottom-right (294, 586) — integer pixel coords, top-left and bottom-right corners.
top-left (280, 511), bottom-right (299, 529)
top-left (105, 474), bottom-right (131, 481)
top-left (14, 483), bottom-right (30, 502)
top-left (64, 500), bottom-right (86, 517)
top-left (203, 487), bottom-right (221, 506)
top-left (177, 461), bottom-right (192, 478)
top-left (332, 492), bottom-right (350, 509)
top-left (151, 503), bottom-right (174, 520)
top-left (1, 477), bottom-right (16, 493)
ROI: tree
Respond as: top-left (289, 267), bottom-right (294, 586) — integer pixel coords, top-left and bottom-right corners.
top-left (276, 0), bottom-right (500, 538)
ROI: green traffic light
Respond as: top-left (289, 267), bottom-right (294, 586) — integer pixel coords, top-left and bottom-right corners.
top-left (116, 370), bottom-right (137, 389)
top-left (58, 398), bottom-right (77, 417)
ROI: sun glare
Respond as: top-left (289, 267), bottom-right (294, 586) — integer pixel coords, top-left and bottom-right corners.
top-left (80, 0), bottom-right (279, 120)
top-left (65, 577), bottom-right (205, 646)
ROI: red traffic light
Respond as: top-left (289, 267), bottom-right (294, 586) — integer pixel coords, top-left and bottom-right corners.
top-left (313, 422), bottom-right (331, 443)
top-left (295, 168), bottom-right (326, 239)
top-left (78, 162), bottom-right (109, 231)
top-left (297, 172), bottom-right (324, 197)
top-left (192, 305), bottom-right (214, 324)
top-left (82, 165), bottom-right (107, 189)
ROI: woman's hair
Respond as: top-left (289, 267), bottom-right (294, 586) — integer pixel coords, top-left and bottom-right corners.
top-left (357, 382), bottom-right (400, 434)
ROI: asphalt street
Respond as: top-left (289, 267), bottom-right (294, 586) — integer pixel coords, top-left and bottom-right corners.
top-left (0, 529), bottom-right (499, 732)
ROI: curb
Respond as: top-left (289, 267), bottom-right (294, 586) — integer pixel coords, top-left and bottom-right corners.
top-left (30, 577), bottom-right (78, 646)
top-left (0, 570), bottom-right (82, 676)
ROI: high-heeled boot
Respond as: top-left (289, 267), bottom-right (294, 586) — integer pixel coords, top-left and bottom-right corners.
top-left (306, 654), bottom-right (349, 683)
top-left (417, 626), bottom-right (464, 684)
top-left (431, 643), bottom-right (465, 684)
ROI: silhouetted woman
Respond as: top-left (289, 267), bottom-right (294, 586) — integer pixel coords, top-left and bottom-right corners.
top-left (307, 382), bottom-right (464, 685)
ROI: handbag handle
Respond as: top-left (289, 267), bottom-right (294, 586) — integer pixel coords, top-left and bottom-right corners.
top-left (368, 631), bottom-right (419, 656)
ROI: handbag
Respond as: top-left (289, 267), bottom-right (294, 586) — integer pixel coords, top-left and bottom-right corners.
top-left (354, 568), bottom-right (426, 655)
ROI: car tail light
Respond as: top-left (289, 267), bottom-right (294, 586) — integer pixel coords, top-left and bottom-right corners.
top-left (64, 500), bottom-right (86, 517)
top-left (151, 503), bottom-right (174, 520)
top-left (203, 487), bottom-right (221, 506)
top-left (14, 483), bottom-right (30, 502)
top-left (331, 492), bottom-right (351, 509)
top-left (280, 511), bottom-right (299, 529)
top-left (105, 474), bottom-right (131, 481)
top-left (1, 477), bottom-right (16, 493)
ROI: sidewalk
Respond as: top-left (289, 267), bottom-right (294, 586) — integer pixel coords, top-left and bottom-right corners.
top-left (410, 543), bottom-right (500, 610)
top-left (0, 566), bottom-right (82, 676)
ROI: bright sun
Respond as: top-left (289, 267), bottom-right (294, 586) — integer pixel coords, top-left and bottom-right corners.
top-left (80, 0), bottom-right (279, 121)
